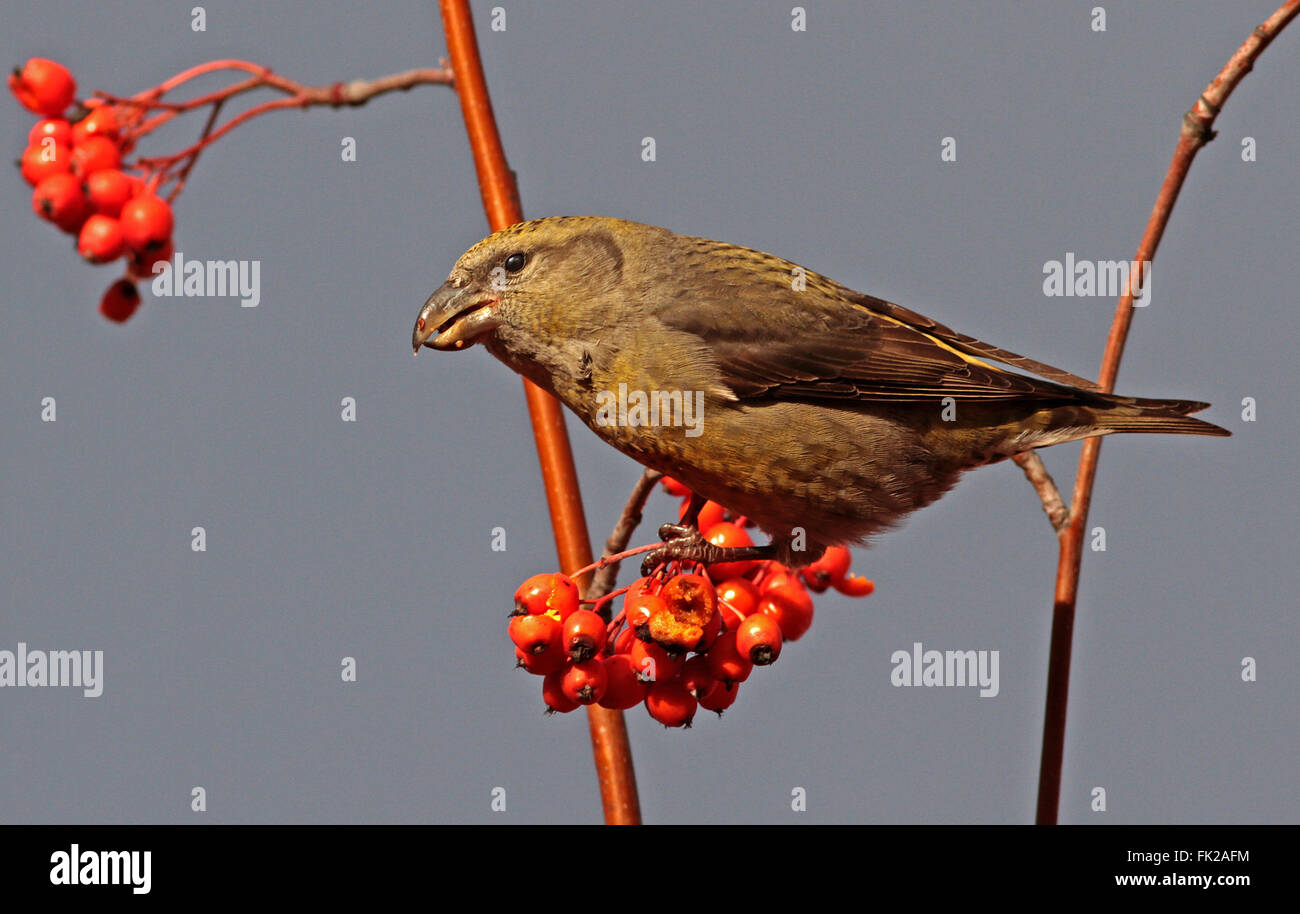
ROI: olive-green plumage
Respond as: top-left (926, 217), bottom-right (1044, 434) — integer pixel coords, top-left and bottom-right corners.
top-left (413, 216), bottom-right (1227, 561)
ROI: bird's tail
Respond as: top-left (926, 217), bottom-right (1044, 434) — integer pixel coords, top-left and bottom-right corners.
top-left (1085, 395), bottom-right (1230, 437)
top-left (981, 394), bottom-right (1231, 457)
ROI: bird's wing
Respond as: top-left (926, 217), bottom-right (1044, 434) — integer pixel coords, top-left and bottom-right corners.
top-left (655, 279), bottom-right (1100, 404)
top-left (846, 290), bottom-right (1101, 391)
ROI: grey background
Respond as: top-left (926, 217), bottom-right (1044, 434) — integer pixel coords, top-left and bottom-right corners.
top-left (2, 1), bottom-right (1296, 824)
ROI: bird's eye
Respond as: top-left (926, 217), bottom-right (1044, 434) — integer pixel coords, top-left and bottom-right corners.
top-left (503, 252), bottom-right (527, 273)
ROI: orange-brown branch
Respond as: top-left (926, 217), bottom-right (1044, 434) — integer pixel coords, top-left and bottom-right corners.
top-left (438, 0), bottom-right (641, 826)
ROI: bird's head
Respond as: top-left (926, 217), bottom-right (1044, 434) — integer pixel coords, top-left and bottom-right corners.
top-left (412, 216), bottom-right (666, 355)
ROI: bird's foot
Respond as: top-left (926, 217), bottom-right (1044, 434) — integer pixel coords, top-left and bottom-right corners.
top-left (640, 523), bottom-right (776, 577)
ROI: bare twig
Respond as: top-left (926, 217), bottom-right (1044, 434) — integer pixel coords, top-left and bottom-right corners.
top-left (1033, 0), bottom-right (1300, 825)
top-left (591, 469), bottom-right (664, 600)
top-left (128, 64), bottom-right (453, 179)
top-left (163, 97), bottom-right (224, 202)
top-left (115, 62), bottom-right (454, 135)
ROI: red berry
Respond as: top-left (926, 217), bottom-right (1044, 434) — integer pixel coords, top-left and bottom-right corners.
top-left (799, 545), bottom-right (852, 592)
top-left (77, 214), bottom-right (125, 263)
top-left (624, 587), bottom-right (665, 635)
top-left (28, 118), bottom-right (71, 146)
top-left (512, 574), bottom-right (553, 615)
top-left (705, 522), bottom-right (759, 580)
top-left (31, 172), bottom-right (85, 228)
top-left (833, 574), bottom-right (875, 597)
top-left (597, 654), bottom-right (648, 710)
top-left (84, 169), bottom-right (134, 217)
top-left (645, 680), bottom-right (697, 728)
top-left (679, 655), bottom-right (716, 699)
top-left (542, 668), bottom-right (579, 713)
top-left (650, 573), bottom-right (717, 651)
top-left (71, 135), bottom-right (121, 177)
top-left (661, 476), bottom-right (691, 497)
top-left (694, 606), bottom-right (723, 652)
top-left (515, 643), bottom-right (566, 676)
top-left (98, 279), bottom-right (141, 324)
top-left (758, 570), bottom-right (791, 597)
top-left (612, 624), bottom-right (637, 655)
top-left (764, 568), bottom-right (814, 599)
top-left (71, 106), bottom-right (121, 145)
top-left (560, 658), bottom-right (608, 705)
top-left (820, 545), bottom-right (852, 577)
top-left (662, 573), bottom-right (716, 619)
top-left (735, 613), bottom-right (783, 665)
top-left (696, 499), bottom-right (727, 534)
top-left (562, 609), bottom-right (607, 662)
top-left (629, 639), bottom-right (684, 683)
top-left (705, 630), bottom-right (753, 686)
top-left (759, 580), bottom-right (815, 642)
top-left (699, 680), bottom-right (739, 715)
top-left (716, 578), bottom-right (760, 628)
top-left (512, 572), bottom-right (580, 619)
top-left (508, 612), bottom-right (562, 656)
top-left (55, 204), bottom-right (90, 235)
top-left (9, 58), bottom-right (76, 116)
top-left (127, 239), bottom-right (174, 281)
top-left (20, 140), bottom-right (71, 186)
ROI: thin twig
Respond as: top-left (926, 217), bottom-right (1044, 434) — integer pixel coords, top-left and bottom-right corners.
top-left (163, 98), bottom-right (224, 202)
top-left (96, 63), bottom-right (453, 193)
top-left (1012, 451), bottom-right (1069, 533)
top-left (591, 469), bottom-right (664, 599)
top-left (135, 96), bottom-right (304, 171)
top-left (118, 63), bottom-right (454, 141)
top-left (1033, 0), bottom-right (1300, 826)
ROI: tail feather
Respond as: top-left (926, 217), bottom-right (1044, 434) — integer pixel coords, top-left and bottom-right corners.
top-left (942, 392), bottom-right (1228, 466)
top-left (1090, 396), bottom-right (1231, 437)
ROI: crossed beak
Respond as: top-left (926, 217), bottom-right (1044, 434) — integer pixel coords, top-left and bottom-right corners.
top-left (412, 281), bottom-right (501, 354)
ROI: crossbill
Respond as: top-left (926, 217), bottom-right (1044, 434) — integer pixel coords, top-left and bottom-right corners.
top-left (412, 217), bottom-right (1227, 566)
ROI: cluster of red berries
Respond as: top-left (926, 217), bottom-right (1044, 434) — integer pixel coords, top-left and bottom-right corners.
top-left (11, 57), bottom-right (175, 322)
top-left (508, 478), bottom-right (874, 727)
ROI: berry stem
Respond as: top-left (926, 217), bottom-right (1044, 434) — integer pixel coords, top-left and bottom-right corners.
top-left (604, 610), bottom-right (627, 652)
top-left (136, 95), bottom-right (302, 173)
top-left (570, 542), bottom-right (662, 583)
top-left (91, 62), bottom-right (454, 198)
top-left (162, 97), bottom-right (223, 203)
top-left (589, 585), bottom-right (631, 623)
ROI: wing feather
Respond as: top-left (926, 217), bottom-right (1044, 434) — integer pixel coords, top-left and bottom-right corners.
top-left (653, 250), bottom-right (1098, 404)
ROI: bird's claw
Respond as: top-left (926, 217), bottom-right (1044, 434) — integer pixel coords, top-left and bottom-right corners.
top-left (640, 525), bottom-right (776, 577)
top-left (657, 522), bottom-right (695, 542)
top-left (642, 525), bottom-right (708, 576)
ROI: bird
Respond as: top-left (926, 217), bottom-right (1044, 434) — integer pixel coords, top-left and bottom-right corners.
top-left (412, 216), bottom-right (1228, 568)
